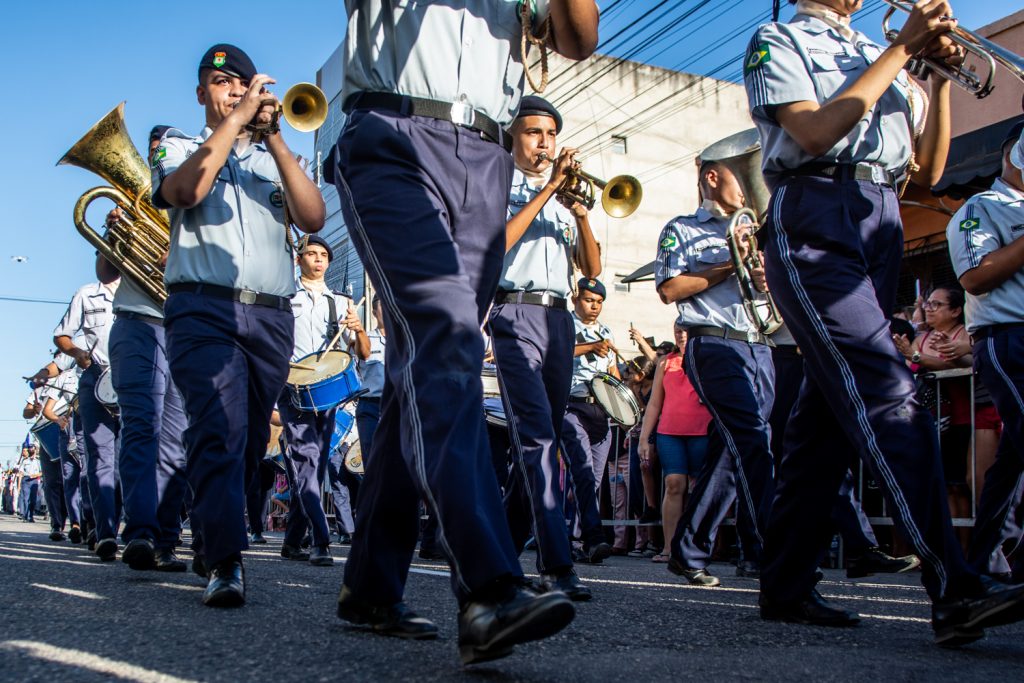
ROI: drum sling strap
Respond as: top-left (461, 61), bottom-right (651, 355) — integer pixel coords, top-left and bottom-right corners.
top-left (326, 296), bottom-right (341, 351)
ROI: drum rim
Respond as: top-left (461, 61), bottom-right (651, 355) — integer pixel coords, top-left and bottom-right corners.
top-left (287, 350), bottom-right (354, 388)
top-left (588, 371), bottom-right (641, 426)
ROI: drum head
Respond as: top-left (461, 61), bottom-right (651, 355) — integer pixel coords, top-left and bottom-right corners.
top-left (288, 350), bottom-right (352, 386)
top-left (95, 368), bottom-right (118, 405)
top-left (330, 409), bottom-right (356, 453)
top-left (589, 372), bottom-right (641, 427)
top-left (344, 443), bottom-right (364, 474)
top-left (481, 364), bottom-right (500, 398)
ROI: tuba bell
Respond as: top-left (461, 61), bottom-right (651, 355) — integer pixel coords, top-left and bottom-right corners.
top-left (700, 128), bottom-right (783, 335)
top-left (57, 103), bottom-right (170, 304)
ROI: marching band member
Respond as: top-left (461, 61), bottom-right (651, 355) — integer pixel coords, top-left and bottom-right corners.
top-left (278, 234), bottom-right (368, 567)
top-left (328, 0), bottom-right (598, 663)
top-left (745, 0), bottom-right (1024, 643)
top-left (40, 361), bottom-right (85, 544)
top-left (354, 295), bottom-right (385, 464)
top-left (151, 43), bottom-right (325, 607)
top-left (23, 373), bottom-right (67, 540)
top-left (54, 255), bottom-right (121, 561)
top-left (655, 160), bottom-right (776, 587)
top-left (560, 279), bottom-right (617, 565)
top-left (950, 122), bottom-right (1024, 583)
top-left (490, 96), bottom-right (602, 601)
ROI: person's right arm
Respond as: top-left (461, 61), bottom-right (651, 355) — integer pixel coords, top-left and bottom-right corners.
top-left (657, 265), bottom-right (732, 305)
top-left (548, 0), bottom-right (599, 60)
top-left (53, 292), bottom-right (91, 369)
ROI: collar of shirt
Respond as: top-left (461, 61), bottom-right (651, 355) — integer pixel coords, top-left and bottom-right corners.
top-left (992, 178), bottom-right (1024, 204)
top-left (790, 12), bottom-right (865, 44)
top-left (794, 1), bottom-right (856, 41)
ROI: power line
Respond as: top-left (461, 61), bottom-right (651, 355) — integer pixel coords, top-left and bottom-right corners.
top-left (0, 296), bottom-right (69, 305)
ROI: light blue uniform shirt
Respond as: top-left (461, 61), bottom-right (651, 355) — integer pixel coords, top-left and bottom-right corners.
top-left (342, 0), bottom-right (539, 125)
top-left (151, 128), bottom-right (295, 298)
top-left (500, 168), bottom-right (577, 298)
top-left (53, 281), bottom-right (118, 367)
top-left (570, 311), bottom-right (614, 397)
top-left (946, 178), bottom-right (1024, 333)
top-left (290, 280), bottom-right (354, 362)
top-left (744, 13), bottom-right (917, 187)
top-left (113, 277), bottom-right (162, 319)
top-left (655, 208), bottom-right (754, 335)
top-left (357, 329), bottom-right (386, 399)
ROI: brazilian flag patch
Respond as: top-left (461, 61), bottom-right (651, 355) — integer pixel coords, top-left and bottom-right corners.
top-left (150, 146), bottom-right (166, 168)
top-left (745, 44), bottom-right (771, 74)
top-left (660, 233), bottom-right (678, 250)
top-left (959, 217), bottom-right (981, 231)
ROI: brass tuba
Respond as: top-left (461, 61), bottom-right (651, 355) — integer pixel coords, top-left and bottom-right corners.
top-left (700, 128), bottom-right (783, 335)
top-left (57, 103), bottom-right (170, 304)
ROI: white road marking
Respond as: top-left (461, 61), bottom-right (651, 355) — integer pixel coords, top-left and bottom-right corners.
top-left (1, 640), bottom-right (200, 683)
top-left (29, 583), bottom-right (105, 600)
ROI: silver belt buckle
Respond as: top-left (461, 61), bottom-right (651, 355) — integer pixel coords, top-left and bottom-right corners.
top-left (746, 329), bottom-right (760, 344)
top-left (239, 289), bottom-right (258, 305)
top-left (870, 164), bottom-right (887, 185)
top-left (449, 101), bottom-right (475, 128)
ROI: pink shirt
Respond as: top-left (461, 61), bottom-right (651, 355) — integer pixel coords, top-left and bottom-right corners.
top-left (657, 352), bottom-right (712, 437)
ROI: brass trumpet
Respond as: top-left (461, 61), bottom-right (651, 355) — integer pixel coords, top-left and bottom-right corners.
top-left (537, 153), bottom-right (642, 218)
top-left (882, 0), bottom-right (1024, 99)
top-left (248, 83), bottom-right (328, 142)
top-left (700, 129), bottom-right (783, 335)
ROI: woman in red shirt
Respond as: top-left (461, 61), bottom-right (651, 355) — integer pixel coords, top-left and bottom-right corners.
top-left (638, 323), bottom-right (713, 562)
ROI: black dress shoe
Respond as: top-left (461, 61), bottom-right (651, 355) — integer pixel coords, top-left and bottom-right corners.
top-left (337, 532), bottom-right (352, 545)
top-left (155, 549), bottom-right (188, 573)
top-left (933, 576), bottom-right (1024, 648)
top-left (122, 539), bottom-right (156, 571)
top-left (579, 542), bottom-right (612, 565)
top-left (249, 533), bottom-right (268, 545)
top-left (192, 555), bottom-right (208, 578)
top-left (281, 544), bottom-right (311, 561)
top-left (846, 547), bottom-right (921, 578)
top-left (540, 570), bottom-right (593, 602)
top-left (310, 545), bottom-right (334, 567)
top-left (202, 559), bottom-right (245, 608)
top-left (760, 589), bottom-right (861, 626)
top-left (95, 538), bottom-right (118, 562)
top-left (336, 585), bottom-right (438, 639)
top-left (49, 530), bottom-right (66, 542)
top-left (68, 526), bottom-right (82, 544)
top-left (736, 561), bottom-right (761, 579)
top-left (418, 546), bottom-right (445, 561)
top-left (458, 582), bottom-right (575, 665)
top-left (667, 558), bottom-right (721, 587)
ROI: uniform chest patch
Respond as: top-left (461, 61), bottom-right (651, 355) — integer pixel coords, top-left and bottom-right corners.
top-left (959, 218), bottom-right (981, 231)
top-left (745, 45), bottom-right (771, 74)
top-left (269, 189), bottom-right (285, 208)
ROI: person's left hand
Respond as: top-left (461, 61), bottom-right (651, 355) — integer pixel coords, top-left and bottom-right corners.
top-left (556, 193), bottom-right (588, 218)
top-left (344, 307), bottom-right (363, 332)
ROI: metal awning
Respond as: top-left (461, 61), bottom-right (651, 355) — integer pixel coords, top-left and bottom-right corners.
top-left (620, 261), bottom-right (656, 284)
top-left (934, 114), bottom-right (1024, 199)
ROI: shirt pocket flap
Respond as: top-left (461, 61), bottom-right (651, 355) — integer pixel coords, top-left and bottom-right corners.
top-left (808, 50), bottom-right (860, 72)
top-left (695, 237), bottom-right (730, 265)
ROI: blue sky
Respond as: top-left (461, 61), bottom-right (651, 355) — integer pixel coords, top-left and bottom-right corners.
top-left (0, 0), bottom-right (1017, 460)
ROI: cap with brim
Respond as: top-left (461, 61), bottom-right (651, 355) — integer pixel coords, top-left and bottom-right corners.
top-left (198, 43), bottom-right (257, 82)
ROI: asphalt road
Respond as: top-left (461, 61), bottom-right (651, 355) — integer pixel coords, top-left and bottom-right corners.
top-left (1, 514), bottom-right (1022, 682)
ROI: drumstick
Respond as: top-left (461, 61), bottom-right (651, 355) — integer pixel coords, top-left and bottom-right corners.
top-left (317, 296), bottom-right (366, 361)
top-left (599, 337), bottom-right (642, 373)
top-left (289, 362), bottom-right (318, 371)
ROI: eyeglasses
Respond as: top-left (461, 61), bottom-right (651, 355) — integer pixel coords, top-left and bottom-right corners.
top-left (922, 301), bottom-right (950, 311)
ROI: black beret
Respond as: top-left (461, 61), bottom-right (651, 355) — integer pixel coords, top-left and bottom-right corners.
top-left (198, 43), bottom-right (257, 82)
top-left (300, 234), bottom-right (333, 261)
top-left (577, 277), bottom-right (606, 299)
top-left (149, 125), bottom-right (172, 143)
top-left (517, 95), bottom-right (563, 133)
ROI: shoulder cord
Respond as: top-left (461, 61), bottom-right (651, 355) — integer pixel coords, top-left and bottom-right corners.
top-left (521, 1), bottom-right (551, 94)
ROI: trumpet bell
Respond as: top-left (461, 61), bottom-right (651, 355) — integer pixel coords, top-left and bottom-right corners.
top-left (601, 174), bottom-right (643, 218)
top-left (283, 83), bottom-right (328, 133)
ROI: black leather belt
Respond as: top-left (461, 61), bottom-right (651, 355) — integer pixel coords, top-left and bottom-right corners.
top-left (789, 162), bottom-right (898, 189)
top-left (115, 310), bottom-right (164, 326)
top-left (972, 323), bottom-right (1024, 341)
top-left (167, 283), bottom-right (292, 311)
top-left (343, 91), bottom-right (507, 148)
top-left (568, 395), bottom-right (596, 404)
top-left (688, 325), bottom-right (774, 347)
top-left (495, 291), bottom-right (568, 309)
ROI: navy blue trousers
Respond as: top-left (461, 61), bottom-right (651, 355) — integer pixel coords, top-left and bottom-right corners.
top-left (35, 422), bottom-right (66, 531)
top-left (245, 458), bottom-right (276, 536)
top-left (20, 478), bottom-right (40, 520)
top-left (79, 365), bottom-right (121, 542)
top-left (165, 292), bottom-right (293, 567)
top-left (333, 107), bottom-right (522, 605)
top-left (110, 317), bottom-right (189, 550)
top-left (57, 420), bottom-right (83, 528)
top-left (763, 175), bottom-right (975, 603)
top-left (771, 344), bottom-right (877, 554)
top-left (72, 412), bottom-right (94, 528)
top-left (669, 336), bottom-right (775, 569)
top-left (279, 396), bottom-right (334, 549)
top-left (490, 303), bottom-right (575, 573)
top-left (968, 328), bottom-right (1024, 577)
top-left (326, 447), bottom-right (356, 535)
top-left (561, 402), bottom-right (612, 547)
top-left (355, 397), bottom-right (381, 467)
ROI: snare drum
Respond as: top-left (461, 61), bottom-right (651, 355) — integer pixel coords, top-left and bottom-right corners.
top-left (589, 372), bottom-right (641, 428)
top-left (481, 364), bottom-right (501, 398)
top-left (329, 408), bottom-right (356, 454)
top-left (94, 368), bottom-right (120, 419)
top-left (287, 350), bottom-right (362, 413)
